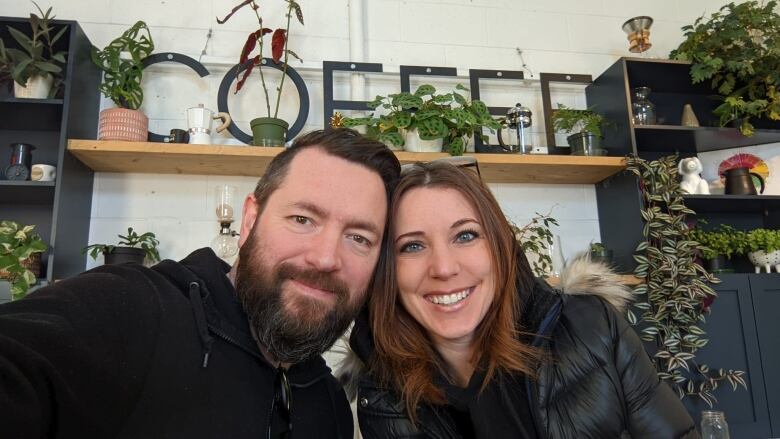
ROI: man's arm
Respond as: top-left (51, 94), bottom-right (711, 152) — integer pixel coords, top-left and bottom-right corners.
top-left (0, 268), bottom-right (160, 437)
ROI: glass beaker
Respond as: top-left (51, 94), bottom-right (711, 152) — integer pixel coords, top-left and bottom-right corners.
top-left (632, 86), bottom-right (656, 125)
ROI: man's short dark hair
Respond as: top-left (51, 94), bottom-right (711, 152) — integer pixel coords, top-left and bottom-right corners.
top-left (253, 128), bottom-right (401, 209)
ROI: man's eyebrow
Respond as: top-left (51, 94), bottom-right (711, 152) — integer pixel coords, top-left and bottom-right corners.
top-left (291, 202), bottom-right (381, 237)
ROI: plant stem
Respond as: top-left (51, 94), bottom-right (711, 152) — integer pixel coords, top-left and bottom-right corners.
top-left (251, 1), bottom-right (272, 117)
top-left (273, 1), bottom-right (294, 119)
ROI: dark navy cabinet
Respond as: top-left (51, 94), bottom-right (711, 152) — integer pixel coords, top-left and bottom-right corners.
top-left (588, 57), bottom-right (780, 438)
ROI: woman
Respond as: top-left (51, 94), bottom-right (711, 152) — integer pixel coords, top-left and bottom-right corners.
top-left (344, 161), bottom-right (698, 438)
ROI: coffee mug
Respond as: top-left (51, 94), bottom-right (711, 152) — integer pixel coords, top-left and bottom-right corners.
top-left (166, 129), bottom-right (189, 144)
top-left (31, 164), bottom-right (56, 181)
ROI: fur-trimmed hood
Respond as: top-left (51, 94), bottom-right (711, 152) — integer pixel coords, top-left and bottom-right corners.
top-left (337, 256), bottom-right (635, 399)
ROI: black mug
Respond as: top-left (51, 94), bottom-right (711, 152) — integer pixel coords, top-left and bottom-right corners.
top-left (166, 129), bottom-right (189, 144)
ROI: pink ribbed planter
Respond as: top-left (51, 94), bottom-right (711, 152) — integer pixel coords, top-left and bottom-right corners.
top-left (98, 108), bottom-right (148, 141)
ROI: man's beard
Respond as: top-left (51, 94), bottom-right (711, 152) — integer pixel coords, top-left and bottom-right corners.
top-left (235, 228), bottom-right (366, 364)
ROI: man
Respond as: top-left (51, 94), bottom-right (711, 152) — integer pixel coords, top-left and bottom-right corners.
top-left (0, 129), bottom-right (401, 438)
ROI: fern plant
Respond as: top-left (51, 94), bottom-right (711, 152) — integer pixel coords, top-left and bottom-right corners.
top-left (627, 154), bottom-right (746, 406)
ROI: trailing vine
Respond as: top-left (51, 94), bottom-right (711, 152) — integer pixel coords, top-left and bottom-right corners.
top-left (626, 154), bottom-right (746, 406)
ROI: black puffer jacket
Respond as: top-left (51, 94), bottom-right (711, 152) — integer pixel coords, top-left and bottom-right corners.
top-left (345, 258), bottom-right (698, 439)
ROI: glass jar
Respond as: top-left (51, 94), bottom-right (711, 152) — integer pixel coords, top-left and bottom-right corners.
top-left (632, 86), bottom-right (656, 125)
top-left (701, 410), bottom-right (730, 439)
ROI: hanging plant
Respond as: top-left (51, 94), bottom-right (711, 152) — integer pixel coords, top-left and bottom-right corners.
top-left (626, 154), bottom-right (747, 406)
top-left (669, 1), bottom-right (780, 136)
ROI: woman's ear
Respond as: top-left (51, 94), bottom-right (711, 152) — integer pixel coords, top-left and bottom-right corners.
top-left (238, 194), bottom-right (260, 247)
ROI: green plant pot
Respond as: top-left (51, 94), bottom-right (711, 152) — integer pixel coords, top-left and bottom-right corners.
top-left (567, 132), bottom-right (606, 156)
top-left (104, 247), bottom-right (146, 265)
top-left (250, 117), bottom-right (289, 147)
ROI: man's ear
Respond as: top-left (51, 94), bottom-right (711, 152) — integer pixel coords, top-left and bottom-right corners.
top-left (238, 194), bottom-right (260, 247)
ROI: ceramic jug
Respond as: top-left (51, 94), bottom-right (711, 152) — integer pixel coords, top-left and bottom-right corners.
top-left (724, 167), bottom-right (765, 195)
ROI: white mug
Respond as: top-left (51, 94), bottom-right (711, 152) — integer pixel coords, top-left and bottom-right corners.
top-left (31, 164), bottom-right (56, 181)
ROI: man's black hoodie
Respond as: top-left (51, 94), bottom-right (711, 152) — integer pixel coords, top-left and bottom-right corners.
top-left (0, 248), bottom-right (353, 438)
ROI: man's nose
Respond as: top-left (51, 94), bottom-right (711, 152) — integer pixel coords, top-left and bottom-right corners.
top-left (303, 228), bottom-right (342, 272)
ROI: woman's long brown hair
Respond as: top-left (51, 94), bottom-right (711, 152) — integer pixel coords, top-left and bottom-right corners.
top-left (369, 161), bottom-right (539, 423)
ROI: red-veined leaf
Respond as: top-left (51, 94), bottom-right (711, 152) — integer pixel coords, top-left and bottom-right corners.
top-left (236, 55), bottom-right (260, 93)
top-left (271, 29), bottom-right (286, 63)
top-left (239, 28), bottom-right (272, 64)
top-left (217, 0), bottom-right (254, 24)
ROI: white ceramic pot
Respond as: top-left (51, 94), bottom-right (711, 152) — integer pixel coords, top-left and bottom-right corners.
top-left (403, 129), bottom-right (443, 153)
top-left (13, 74), bottom-right (54, 99)
top-left (747, 249), bottom-right (780, 273)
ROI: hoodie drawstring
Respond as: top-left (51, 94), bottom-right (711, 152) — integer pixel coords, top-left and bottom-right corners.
top-left (188, 281), bottom-right (215, 368)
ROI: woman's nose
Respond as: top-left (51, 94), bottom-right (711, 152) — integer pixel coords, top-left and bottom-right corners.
top-left (428, 245), bottom-right (459, 279)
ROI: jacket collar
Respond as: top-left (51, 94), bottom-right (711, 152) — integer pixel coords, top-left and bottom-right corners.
top-left (154, 248), bottom-right (334, 387)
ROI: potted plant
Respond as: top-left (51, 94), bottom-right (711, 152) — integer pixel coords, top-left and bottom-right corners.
top-left (689, 224), bottom-right (745, 273)
top-left (589, 242), bottom-right (613, 265)
top-left (745, 228), bottom-right (780, 273)
top-left (509, 210), bottom-right (559, 277)
top-left (670, 1), bottom-right (780, 136)
top-left (0, 220), bottom-right (48, 300)
top-left (338, 84), bottom-right (501, 156)
top-left (218, 0), bottom-right (304, 146)
top-left (551, 103), bottom-right (608, 156)
top-left (91, 21), bottom-right (154, 141)
top-left (0, 3), bottom-right (68, 99)
top-left (83, 227), bottom-right (161, 265)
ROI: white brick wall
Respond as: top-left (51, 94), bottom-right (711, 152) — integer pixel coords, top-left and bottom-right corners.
top-left (1, 0), bottom-right (744, 268)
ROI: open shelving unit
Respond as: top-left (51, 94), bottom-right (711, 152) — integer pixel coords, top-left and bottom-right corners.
top-left (0, 16), bottom-right (101, 289)
top-left (67, 139), bottom-right (628, 185)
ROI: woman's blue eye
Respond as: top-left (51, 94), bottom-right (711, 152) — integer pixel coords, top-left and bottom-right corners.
top-left (455, 230), bottom-right (478, 243)
top-left (399, 242), bottom-right (423, 253)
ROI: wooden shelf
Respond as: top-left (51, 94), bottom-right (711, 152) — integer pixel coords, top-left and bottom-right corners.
top-left (67, 139), bottom-right (626, 184)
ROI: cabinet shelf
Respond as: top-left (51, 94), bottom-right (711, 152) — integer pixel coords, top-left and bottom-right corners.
top-left (67, 139), bottom-right (627, 184)
top-left (684, 194), bottom-right (780, 215)
top-left (634, 125), bottom-right (780, 154)
top-left (0, 99), bottom-right (63, 131)
top-left (0, 180), bottom-right (55, 204)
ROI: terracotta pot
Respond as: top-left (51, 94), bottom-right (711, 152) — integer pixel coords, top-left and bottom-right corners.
top-left (98, 108), bottom-right (149, 141)
top-left (13, 74), bottom-right (54, 99)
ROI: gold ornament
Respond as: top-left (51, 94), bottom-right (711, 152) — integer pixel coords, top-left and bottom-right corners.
top-left (330, 112), bottom-right (344, 128)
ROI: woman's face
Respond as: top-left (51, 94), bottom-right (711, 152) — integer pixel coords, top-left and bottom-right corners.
top-left (393, 186), bottom-right (496, 347)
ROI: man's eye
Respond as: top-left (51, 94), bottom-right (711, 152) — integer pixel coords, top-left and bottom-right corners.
top-left (348, 234), bottom-right (371, 246)
top-left (455, 230), bottom-right (478, 243)
top-left (292, 216), bottom-right (311, 225)
top-left (399, 242), bottom-right (424, 253)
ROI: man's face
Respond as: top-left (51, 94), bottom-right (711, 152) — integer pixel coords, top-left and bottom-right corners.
top-left (235, 148), bottom-right (387, 363)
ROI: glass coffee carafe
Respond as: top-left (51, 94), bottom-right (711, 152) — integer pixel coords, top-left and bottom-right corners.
top-left (632, 86), bottom-right (656, 125)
